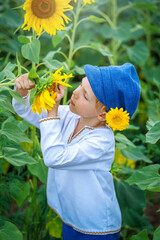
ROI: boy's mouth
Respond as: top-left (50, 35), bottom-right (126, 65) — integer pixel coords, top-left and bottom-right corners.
top-left (70, 99), bottom-right (75, 106)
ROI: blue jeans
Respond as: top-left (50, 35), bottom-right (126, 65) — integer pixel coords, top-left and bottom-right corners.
top-left (62, 222), bottom-right (120, 240)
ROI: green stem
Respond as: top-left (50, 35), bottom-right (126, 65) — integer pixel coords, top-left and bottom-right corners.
top-left (94, 9), bottom-right (114, 27)
top-left (116, 4), bottom-right (135, 18)
top-left (67, 0), bottom-right (82, 68)
top-left (63, 0), bottom-right (82, 105)
top-left (111, 0), bottom-right (118, 65)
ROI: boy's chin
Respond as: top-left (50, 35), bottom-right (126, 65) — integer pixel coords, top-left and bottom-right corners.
top-left (69, 104), bottom-right (76, 114)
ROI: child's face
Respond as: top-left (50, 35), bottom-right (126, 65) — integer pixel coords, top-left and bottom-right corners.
top-left (69, 77), bottom-right (99, 118)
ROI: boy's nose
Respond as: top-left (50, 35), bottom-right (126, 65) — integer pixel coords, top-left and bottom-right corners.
top-left (73, 89), bottom-right (78, 99)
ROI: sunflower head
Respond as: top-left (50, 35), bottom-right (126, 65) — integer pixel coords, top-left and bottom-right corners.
top-left (22, 0), bottom-right (73, 36)
top-left (31, 67), bottom-right (73, 114)
top-left (106, 107), bottom-right (130, 131)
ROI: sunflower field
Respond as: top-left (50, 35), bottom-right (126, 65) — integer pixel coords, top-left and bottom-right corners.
top-left (0, 0), bottom-right (160, 239)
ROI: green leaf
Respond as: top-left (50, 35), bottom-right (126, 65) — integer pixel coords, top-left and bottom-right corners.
top-left (0, 221), bottom-right (23, 240)
top-left (43, 48), bottom-right (61, 62)
top-left (43, 59), bottom-right (67, 71)
top-left (146, 121), bottom-right (160, 144)
top-left (28, 67), bottom-right (39, 83)
top-left (127, 41), bottom-right (149, 65)
top-left (115, 133), bottom-right (135, 148)
top-left (29, 87), bottom-right (37, 105)
top-left (21, 38), bottom-right (40, 64)
top-left (133, 2), bottom-right (157, 12)
top-left (126, 164), bottom-right (160, 192)
top-left (28, 158), bottom-right (48, 184)
top-left (121, 146), bottom-right (152, 163)
top-left (0, 122), bottom-right (32, 143)
top-left (130, 229), bottom-right (149, 240)
top-left (9, 89), bottom-right (26, 105)
top-left (100, 22), bottom-right (132, 42)
top-left (52, 35), bottom-right (63, 48)
top-left (0, 62), bottom-right (16, 81)
top-left (18, 35), bottom-right (30, 44)
top-left (0, 95), bottom-right (15, 114)
top-left (146, 118), bottom-right (159, 131)
top-left (46, 216), bottom-right (62, 238)
top-left (73, 65), bottom-right (85, 75)
top-left (90, 43), bottom-right (112, 56)
top-left (3, 147), bottom-right (37, 166)
top-left (114, 180), bottom-right (152, 230)
top-left (153, 226), bottom-right (160, 240)
top-left (9, 180), bottom-right (30, 206)
top-left (88, 15), bottom-right (105, 23)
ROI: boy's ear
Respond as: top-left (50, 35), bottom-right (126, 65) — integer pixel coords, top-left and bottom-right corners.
top-left (97, 111), bottom-right (107, 122)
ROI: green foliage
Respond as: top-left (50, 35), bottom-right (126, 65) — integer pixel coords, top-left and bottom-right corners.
top-left (21, 39), bottom-right (40, 64)
top-left (0, 0), bottom-right (160, 239)
top-left (0, 221), bottom-right (23, 240)
top-left (126, 164), bottom-right (160, 192)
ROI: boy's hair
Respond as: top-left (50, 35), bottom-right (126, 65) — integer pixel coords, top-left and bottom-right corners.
top-left (95, 98), bottom-right (106, 113)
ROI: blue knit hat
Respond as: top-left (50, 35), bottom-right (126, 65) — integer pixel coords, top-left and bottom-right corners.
top-left (84, 63), bottom-right (141, 118)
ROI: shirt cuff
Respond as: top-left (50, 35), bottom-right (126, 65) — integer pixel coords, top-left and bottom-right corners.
top-left (39, 117), bottom-right (60, 124)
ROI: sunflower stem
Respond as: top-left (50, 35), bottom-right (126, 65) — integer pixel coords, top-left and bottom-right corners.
top-left (63, 0), bottom-right (82, 105)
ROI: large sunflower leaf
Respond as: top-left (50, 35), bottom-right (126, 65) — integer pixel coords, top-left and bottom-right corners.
top-left (9, 180), bottom-right (30, 206)
top-left (21, 38), bottom-right (40, 64)
top-left (114, 180), bottom-right (153, 230)
top-left (130, 229), bottom-right (149, 240)
top-left (28, 158), bottom-right (48, 184)
top-left (0, 122), bottom-right (31, 143)
top-left (0, 221), bottom-right (23, 240)
top-left (153, 226), bottom-right (160, 240)
top-left (121, 146), bottom-right (151, 163)
top-left (127, 41), bottom-right (149, 65)
top-left (146, 121), bottom-right (160, 144)
top-left (126, 164), bottom-right (160, 192)
top-left (3, 147), bottom-right (37, 166)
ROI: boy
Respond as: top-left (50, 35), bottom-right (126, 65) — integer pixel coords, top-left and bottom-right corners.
top-left (13, 63), bottom-right (141, 239)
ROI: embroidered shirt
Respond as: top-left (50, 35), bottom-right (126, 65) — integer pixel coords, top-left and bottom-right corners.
top-left (12, 95), bottom-right (122, 234)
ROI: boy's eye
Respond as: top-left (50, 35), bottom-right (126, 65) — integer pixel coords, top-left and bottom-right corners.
top-left (84, 94), bottom-right (88, 100)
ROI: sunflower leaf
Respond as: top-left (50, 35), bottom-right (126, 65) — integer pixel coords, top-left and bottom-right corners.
top-left (21, 39), bottom-right (40, 64)
top-left (28, 67), bottom-right (39, 83)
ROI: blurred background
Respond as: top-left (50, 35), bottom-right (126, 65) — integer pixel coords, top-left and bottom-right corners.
top-left (0, 0), bottom-right (160, 239)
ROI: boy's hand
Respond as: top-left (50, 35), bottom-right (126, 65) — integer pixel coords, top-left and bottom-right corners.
top-left (47, 84), bottom-right (65, 117)
top-left (15, 73), bottom-right (35, 97)
top-left (53, 84), bottom-right (65, 103)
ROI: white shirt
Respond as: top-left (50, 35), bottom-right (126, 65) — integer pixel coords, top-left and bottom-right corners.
top-left (12, 95), bottom-right (121, 235)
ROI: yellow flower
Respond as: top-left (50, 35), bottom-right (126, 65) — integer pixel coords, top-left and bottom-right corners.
top-left (22, 0), bottom-right (73, 36)
top-left (106, 107), bottom-right (130, 131)
top-left (31, 67), bottom-right (73, 114)
top-left (32, 89), bottom-right (57, 114)
top-left (50, 66), bottom-right (73, 87)
top-left (74, 0), bottom-right (95, 5)
top-left (114, 149), bottom-right (135, 169)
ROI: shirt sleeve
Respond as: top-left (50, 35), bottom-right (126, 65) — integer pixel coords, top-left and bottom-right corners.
top-left (12, 93), bottom-right (47, 129)
top-left (12, 88), bottom-right (69, 129)
top-left (39, 118), bottom-right (115, 171)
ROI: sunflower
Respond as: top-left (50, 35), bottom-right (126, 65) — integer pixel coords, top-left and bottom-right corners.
top-left (22, 0), bottom-right (73, 36)
top-left (74, 0), bottom-right (95, 5)
top-left (31, 67), bottom-right (73, 114)
top-left (106, 107), bottom-right (130, 131)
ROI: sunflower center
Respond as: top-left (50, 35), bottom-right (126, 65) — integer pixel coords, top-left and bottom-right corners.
top-left (31, 0), bottom-right (56, 19)
top-left (114, 116), bottom-right (122, 123)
